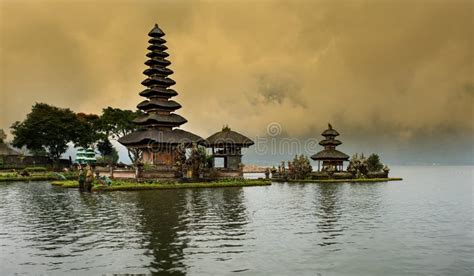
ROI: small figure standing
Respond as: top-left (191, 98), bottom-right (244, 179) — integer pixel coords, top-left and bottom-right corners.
top-left (20, 170), bottom-right (30, 177)
top-left (78, 165), bottom-right (85, 191)
top-left (85, 164), bottom-right (94, 192)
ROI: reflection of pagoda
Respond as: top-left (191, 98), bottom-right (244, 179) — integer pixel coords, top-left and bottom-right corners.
top-left (311, 124), bottom-right (349, 171)
top-left (119, 24), bottom-right (204, 166)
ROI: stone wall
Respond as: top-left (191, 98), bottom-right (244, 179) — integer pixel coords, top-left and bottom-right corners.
top-left (98, 169), bottom-right (135, 179)
top-left (206, 168), bottom-right (243, 179)
top-left (97, 167), bottom-right (244, 180)
top-left (142, 170), bottom-right (176, 179)
top-left (0, 155), bottom-right (71, 169)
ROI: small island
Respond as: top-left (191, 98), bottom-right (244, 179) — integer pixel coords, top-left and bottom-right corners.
top-left (271, 124), bottom-right (402, 183)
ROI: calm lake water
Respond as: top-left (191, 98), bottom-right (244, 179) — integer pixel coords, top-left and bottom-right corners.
top-left (0, 166), bottom-right (472, 275)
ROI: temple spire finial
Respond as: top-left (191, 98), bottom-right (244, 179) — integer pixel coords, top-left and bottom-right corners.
top-left (148, 24), bottom-right (165, 37)
top-left (222, 124), bottom-right (231, 131)
top-left (328, 123), bottom-right (333, 129)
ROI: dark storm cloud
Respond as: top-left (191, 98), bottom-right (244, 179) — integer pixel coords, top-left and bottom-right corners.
top-left (0, 0), bottom-right (472, 163)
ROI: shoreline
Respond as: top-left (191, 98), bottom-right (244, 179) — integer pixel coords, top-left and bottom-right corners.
top-left (50, 179), bottom-right (272, 191)
top-left (272, 177), bottom-right (403, 183)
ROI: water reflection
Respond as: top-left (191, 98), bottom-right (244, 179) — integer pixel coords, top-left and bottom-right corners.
top-left (134, 190), bottom-right (188, 275)
top-left (1, 167), bottom-right (472, 275)
top-left (0, 183), bottom-right (145, 273)
top-left (134, 187), bottom-right (249, 274)
top-left (314, 184), bottom-right (345, 247)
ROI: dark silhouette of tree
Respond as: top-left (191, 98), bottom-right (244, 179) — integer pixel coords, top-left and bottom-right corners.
top-left (367, 153), bottom-right (384, 172)
top-left (97, 107), bottom-right (143, 164)
top-left (289, 154), bottom-right (313, 180)
top-left (97, 138), bottom-right (119, 164)
top-left (73, 113), bottom-right (102, 148)
top-left (10, 103), bottom-right (78, 163)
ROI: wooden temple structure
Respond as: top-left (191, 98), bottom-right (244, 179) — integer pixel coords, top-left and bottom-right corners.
top-left (206, 126), bottom-right (254, 175)
top-left (118, 24), bottom-right (204, 167)
top-left (311, 124), bottom-right (349, 172)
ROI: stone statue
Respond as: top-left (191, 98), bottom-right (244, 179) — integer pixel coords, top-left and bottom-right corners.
top-left (78, 165), bottom-right (85, 191)
top-left (85, 164), bottom-right (94, 192)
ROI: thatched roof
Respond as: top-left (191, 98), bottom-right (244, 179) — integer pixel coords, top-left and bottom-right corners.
top-left (145, 58), bottom-right (171, 67)
top-left (133, 113), bottom-right (187, 126)
top-left (148, 37), bottom-right (167, 44)
top-left (147, 44), bottom-right (168, 51)
top-left (311, 149), bottom-right (349, 161)
top-left (148, 24), bottom-right (165, 37)
top-left (206, 128), bottom-right (254, 147)
top-left (118, 129), bottom-right (204, 147)
top-left (137, 99), bottom-right (181, 111)
top-left (322, 123), bottom-right (340, 137)
top-left (141, 76), bottom-right (175, 87)
top-left (146, 51), bottom-right (169, 59)
top-left (0, 143), bottom-right (20, 156)
top-left (143, 67), bottom-right (173, 77)
top-left (139, 88), bottom-right (178, 98)
top-left (319, 139), bottom-right (342, 146)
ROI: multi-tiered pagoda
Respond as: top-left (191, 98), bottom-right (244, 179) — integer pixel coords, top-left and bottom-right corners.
top-left (311, 124), bottom-right (349, 171)
top-left (118, 24), bottom-right (204, 166)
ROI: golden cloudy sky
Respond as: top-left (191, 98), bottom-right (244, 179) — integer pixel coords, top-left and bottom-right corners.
top-left (0, 0), bottom-right (472, 163)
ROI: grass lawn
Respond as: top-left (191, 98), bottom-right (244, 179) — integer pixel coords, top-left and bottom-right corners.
top-left (50, 180), bottom-right (79, 188)
top-left (50, 179), bottom-right (271, 191)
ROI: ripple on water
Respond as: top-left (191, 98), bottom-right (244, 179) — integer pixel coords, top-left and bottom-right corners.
top-left (0, 169), bottom-right (473, 275)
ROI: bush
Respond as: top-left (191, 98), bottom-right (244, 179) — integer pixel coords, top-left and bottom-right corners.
top-left (288, 155), bottom-right (313, 180)
top-left (367, 154), bottom-right (384, 172)
top-left (24, 166), bottom-right (48, 172)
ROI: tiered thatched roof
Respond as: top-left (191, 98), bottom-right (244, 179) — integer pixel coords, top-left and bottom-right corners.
top-left (206, 127), bottom-right (254, 148)
top-left (119, 24), bottom-right (203, 147)
top-left (311, 124), bottom-right (349, 161)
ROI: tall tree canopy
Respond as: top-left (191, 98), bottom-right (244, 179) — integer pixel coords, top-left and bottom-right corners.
top-left (74, 113), bottom-right (102, 148)
top-left (10, 103), bottom-right (78, 161)
top-left (11, 104), bottom-right (146, 165)
top-left (98, 107), bottom-right (143, 164)
top-left (367, 154), bottom-right (384, 172)
top-left (98, 107), bottom-right (140, 139)
top-left (97, 138), bottom-right (119, 164)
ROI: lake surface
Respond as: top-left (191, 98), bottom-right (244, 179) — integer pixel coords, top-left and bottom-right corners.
top-left (0, 166), bottom-right (472, 275)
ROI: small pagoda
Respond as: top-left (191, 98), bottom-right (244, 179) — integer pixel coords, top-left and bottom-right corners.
top-left (118, 24), bottom-right (204, 167)
top-left (206, 126), bottom-right (254, 176)
top-left (75, 147), bottom-right (96, 165)
top-left (311, 124), bottom-right (349, 171)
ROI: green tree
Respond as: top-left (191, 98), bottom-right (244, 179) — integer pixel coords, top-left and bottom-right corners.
top-left (367, 153), bottom-right (384, 172)
top-left (185, 144), bottom-right (209, 178)
top-left (290, 154), bottom-right (313, 179)
top-left (10, 103), bottom-right (78, 163)
top-left (97, 138), bottom-right (119, 164)
top-left (98, 107), bottom-right (143, 164)
top-left (73, 113), bottom-right (102, 148)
